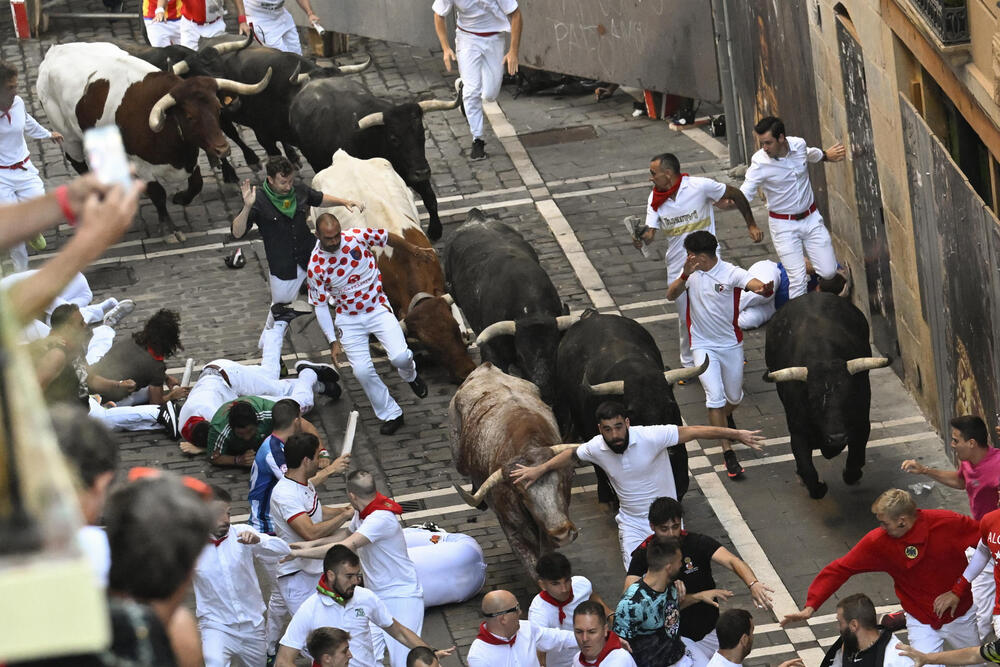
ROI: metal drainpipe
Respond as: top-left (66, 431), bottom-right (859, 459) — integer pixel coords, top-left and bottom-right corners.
top-left (711, 0), bottom-right (745, 168)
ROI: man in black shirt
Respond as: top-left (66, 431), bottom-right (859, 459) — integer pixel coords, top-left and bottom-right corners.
top-left (231, 156), bottom-right (363, 350)
top-left (625, 497), bottom-right (775, 657)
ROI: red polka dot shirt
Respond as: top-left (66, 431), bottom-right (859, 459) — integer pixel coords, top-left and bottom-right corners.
top-left (306, 228), bottom-right (390, 316)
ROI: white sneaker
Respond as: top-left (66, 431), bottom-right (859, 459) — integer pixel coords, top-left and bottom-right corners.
top-left (103, 299), bottom-right (135, 328)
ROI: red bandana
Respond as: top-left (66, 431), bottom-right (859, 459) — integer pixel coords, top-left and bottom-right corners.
top-left (0, 107), bottom-right (10, 124)
top-left (359, 492), bottom-right (403, 519)
top-left (539, 590), bottom-right (573, 625)
top-left (475, 622), bottom-right (516, 646)
top-left (181, 415), bottom-right (205, 443)
top-left (147, 346), bottom-right (165, 361)
top-left (211, 533), bottom-right (228, 547)
top-left (579, 631), bottom-right (624, 666)
top-left (650, 173), bottom-right (689, 211)
top-left (316, 574), bottom-right (347, 605)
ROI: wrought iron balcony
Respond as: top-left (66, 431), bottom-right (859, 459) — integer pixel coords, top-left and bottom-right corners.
top-left (910, 0), bottom-right (970, 45)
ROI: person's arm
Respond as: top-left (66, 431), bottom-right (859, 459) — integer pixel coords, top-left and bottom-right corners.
top-left (737, 162), bottom-right (763, 206)
top-left (154, 0), bottom-right (166, 20)
top-left (720, 184), bottom-right (762, 242)
top-left (712, 546), bottom-right (774, 609)
top-left (744, 278), bottom-right (774, 296)
top-left (309, 452), bottom-right (350, 486)
top-left (23, 111), bottom-right (58, 143)
top-left (679, 588), bottom-right (732, 610)
top-left (274, 645), bottom-right (299, 667)
top-left (936, 540), bottom-right (991, 617)
top-left (382, 619), bottom-right (432, 651)
top-left (896, 643), bottom-right (986, 667)
top-left (503, 8), bottom-right (522, 75)
top-left (87, 374), bottom-right (136, 396)
top-left (433, 11), bottom-right (456, 72)
top-left (320, 504), bottom-right (353, 523)
top-left (293, 0), bottom-right (319, 24)
top-left (149, 383), bottom-right (190, 405)
top-left (808, 143), bottom-right (847, 164)
top-left (230, 0), bottom-right (250, 34)
top-left (319, 193), bottom-right (363, 211)
top-left (899, 459), bottom-right (964, 489)
top-left (781, 542), bottom-right (879, 626)
top-left (288, 510), bottom-right (352, 542)
top-left (232, 179), bottom-right (255, 239)
top-left (509, 447), bottom-right (578, 488)
top-left (676, 425), bottom-right (764, 451)
top-left (666, 255), bottom-right (698, 301)
top-left (34, 347), bottom-right (68, 389)
top-left (386, 232), bottom-right (436, 263)
top-left (237, 527), bottom-right (292, 557)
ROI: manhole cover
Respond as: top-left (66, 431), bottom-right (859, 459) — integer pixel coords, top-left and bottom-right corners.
top-left (518, 125), bottom-right (598, 148)
top-left (85, 266), bottom-right (138, 291)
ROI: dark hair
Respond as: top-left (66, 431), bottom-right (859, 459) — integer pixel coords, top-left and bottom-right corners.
top-left (346, 470), bottom-right (376, 498)
top-left (0, 61), bottom-right (17, 86)
top-left (228, 401), bottom-right (258, 429)
top-left (323, 544), bottom-right (361, 573)
top-left (133, 309), bottom-right (183, 358)
top-left (715, 608), bottom-right (754, 649)
top-left (316, 212), bottom-right (340, 231)
top-left (271, 398), bottom-right (301, 431)
top-left (50, 303), bottom-right (81, 329)
top-left (646, 536), bottom-right (682, 571)
top-left (209, 484), bottom-right (231, 503)
top-left (816, 273), bottom-right (847, 294)
top-left (307, 627), bottom-right (351, 660)
top-left (837, 593), bottom-right (878, 630)
top-left (265, 156), bottom-right (295, 178)
top-left (406, 646), bottom-right (438, 666)
top-left (190, 421), bottom-right (211, 449)
top-left (951, 415), bottom-right (989, 448)
top-left (683, 230), bottom-right (718, 256)
top-left (573, 600), bottom-right (607, 626)
top-left (105, 475), bottom-right (213, 600)
top-left (648, 497), bottom-right (683, 525)
top-left (50, 405), bottom-right (119, 488)
top-left (650, 153), bottom-right (681, 174)
top-left (595, 400), bottom-right (627, 423)
top-left (536, 552), bottom-right (572, 581)
top-left (285, 432), bottom-right (320, 468)
top-left (754, 116), bottom-right (785, 138)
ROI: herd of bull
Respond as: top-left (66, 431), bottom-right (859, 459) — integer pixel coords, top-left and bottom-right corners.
top-left (32, 34), bottom-right (894, 574)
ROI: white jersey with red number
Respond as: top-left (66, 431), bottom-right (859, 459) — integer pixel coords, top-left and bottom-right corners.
top-left (306, 229), bottom-right (390, 316)
top-left (685, 260), bottom-right (751, 350)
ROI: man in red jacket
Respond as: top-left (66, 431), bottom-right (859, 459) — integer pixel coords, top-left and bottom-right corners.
top-left (781, 488), bottom-right (981, 654)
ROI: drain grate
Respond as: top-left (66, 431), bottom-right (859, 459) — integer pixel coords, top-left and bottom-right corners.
top-left (85, 266), bottom-right (138, 291)
top-left (518, 124), bottom-right (598, 148)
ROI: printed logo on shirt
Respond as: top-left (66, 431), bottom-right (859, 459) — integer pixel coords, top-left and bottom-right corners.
top-left (682, 557), bottom-right (699, 575)
top-left (988, 531), bottom-right (1000, 547)
top-left (904, 545), bottom-right (918, 559)
top-left (355, 609), bottom-right (366, 618)
top-left (714, 283), bottom-right (728, 293)
top-left (350, 247), bottom-right (362, 260)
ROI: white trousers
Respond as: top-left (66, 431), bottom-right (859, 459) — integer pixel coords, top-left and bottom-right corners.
top-left (969, 550), bottom-right (996, 642)
top-left (690, 629), bottom-right (718, 660)
top-left (86, 324), bottom-right (116, 365)
top-left (665, 257), bottom-right (693, 368)
top-left (179, 16), bottom-right (226, 50)
top-left (0, 161), bottom-right (45, 273)
top-left (222, 324), bottom-right (317, 413)
top-left (905, 606), bottom-right (982, 665)
top-left (617, 511), bottom-right (652, 570)
top-left (261, 267), bottom-right (308, 347)
top-left (200, 619), bottom-right (268, 667)
top-left (455, 30), bottom-right (505, 139)
top-left (278, 569), bottom-right (320, 616)
top-left (768, 211), bottom-right (837, 299)
top-left (737, 291), bottom-right (776, 330)
top-left (372, 595), bottom-right (424, 667)
top-left (257, 552), bottom-right (290, 655)
top-left (179, 372), bottom-right (238, 428)
top-left (681, 636), bottom-right (712, 667)
top-left (339, 306), bottom-right (417, 421)
top-left (143, 18), bottom-right (182, 46)
top-left (692, 346), bottom-right (744, 409)
top-left (89, 396), bottom-right (163, 431)
top-left (248, 10), bottom-right (301, 54)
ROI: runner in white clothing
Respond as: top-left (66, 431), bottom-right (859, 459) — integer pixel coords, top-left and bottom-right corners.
top-left (707, 608), bottom-right (804, 667)
top-left (726, 116), bottom-right (847, 299)
top-left (193, 486), bottom-right (291, 667)
top-left (667, 231), bottom-right (773, 481)
top-left (244, 0), bottom-right (318, 53)
top-left (468, 589), bottom-right (578, 667)
top-left (634, 153), bottom-right (761, 368)
top-left (737, 260), bottom-right (788, 331)
top-left (572, 600), bottom-right (637, 667)
top-left (510, 400), bottom-right (763, 568)
top-left (432, 0), bottom-right (522, 161)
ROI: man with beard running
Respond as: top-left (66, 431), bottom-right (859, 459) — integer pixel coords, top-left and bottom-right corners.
top-left (818, 594), bottom-right (911, 667)
top-left (510, 400), bottom-right (764, 568)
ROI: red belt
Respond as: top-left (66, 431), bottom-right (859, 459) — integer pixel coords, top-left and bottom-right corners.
top-left (769, 202), bottom-right (817, 221)
top-left (457, 25), bottom-right (499, 37)
top-left (0, 156), bottom-right (29, 170)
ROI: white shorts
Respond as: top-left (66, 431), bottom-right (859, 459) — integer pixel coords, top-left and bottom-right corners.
top-left (692, 347), bottom-right (744, 409)
top-left (143, 18), bottom-right (181, 46)
top-left (179, 16), bottom-right (226, 50)
top-left (247, 10), bottom-right (301, 54)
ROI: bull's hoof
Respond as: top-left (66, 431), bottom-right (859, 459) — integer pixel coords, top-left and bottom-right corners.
top-left (808, 481), bottom-right (829, 499)
top-left (172, 192), bottom-right (194, 206)
top-left (843, 466), bottom-right (864, 486)
top-left (427, 222), bottom-right (443, 242)
top-left (163, 231), bottom-right (182, 245)
top-left (221, 163), bottom-right (239, 184)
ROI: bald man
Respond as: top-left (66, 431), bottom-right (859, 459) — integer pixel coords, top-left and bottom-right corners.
top-left (468, 589), bottom-right (577, 667)
top-left (306, 213), bottom-right (436, 435)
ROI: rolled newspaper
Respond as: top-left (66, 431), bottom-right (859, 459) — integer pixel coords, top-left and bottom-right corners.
top-left (624, 215), bottom-right (656, 259)
top-left (341, 410), bottom-right (359, 457)
top-left (311, 19), bottom-right (326, 35)
top-left (180, 358), bottom-right (195, 387)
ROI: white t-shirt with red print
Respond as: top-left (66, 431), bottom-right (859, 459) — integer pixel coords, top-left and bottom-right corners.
top-left (306, 228), bottom-right (391, 317)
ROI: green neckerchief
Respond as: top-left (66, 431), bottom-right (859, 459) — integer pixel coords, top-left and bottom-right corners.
top-left (262, 180), bottom-right (297, 219)
top-left (316, 576), bottom-right (347, 605)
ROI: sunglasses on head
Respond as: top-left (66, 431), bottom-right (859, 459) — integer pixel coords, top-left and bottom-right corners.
top-left (484, 605), bottom-right (520, 618)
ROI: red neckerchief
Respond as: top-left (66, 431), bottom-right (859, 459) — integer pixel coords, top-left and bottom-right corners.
top-left (147, 346), bottom-right (165, 361)
top-left (359, 492), bottom-right (403, 519)
top-left (639, 529), bottom-right (688, 550)
top-left (210, 533), bottom-right (228, 547)
top-left (181, 415), bottom-right (205, 443)
top-left (650, 173), bottom-right (689, 210)
top-left (539, 590), bottom-right (573, 625)
top-left (475, 622), bottom-right (516, 646)
top-left (579, 631), bottom-right (624, 666)
top-left (316, 574), bottom-right (347, 605)
top-left (0, 107), bottom-right (10, 124)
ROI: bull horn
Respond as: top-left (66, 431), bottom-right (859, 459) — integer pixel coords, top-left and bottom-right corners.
top-left (418, 94), bottom-right (461, 113)
top-left (549, 444), bottom-right (580, 453)
top-left (408, 291), bottom-right (435, 312)
top-left (663, 356), bottom-right (709, 385)
top-left (441, 293), bottom-right (454, 306)
top-left (214, 67), bottom-right (272, 96)
top-left (172, 59), bottom-right (190, 76)
top-left (210, 33), bottom-right (253, 55)
top-left (555, 313), bottom-right (580, 331)
top-left (475, 320), bottom-right (516, 345)
top-left (294, 72), bottom-right (311, 85)
top-left (149, 93), bottom-right (177, 132)
top-left (454, 467), bottom-right (504, 507)
top-left (287, 61), bottom-right (302, 86)
top-left (846, 357), bottom-right (890, 375)
top-left (765, 366), bottom-right (808, 382)
top-left (357, 111), bottom-right (384, 130)
top-left (587, 380), bottom-right (624, 395)
top-left (337, 53), bottom-right (373, 74)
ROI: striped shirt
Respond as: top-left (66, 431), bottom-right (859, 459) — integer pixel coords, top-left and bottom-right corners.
top-left (207, 396), bottom-right (275, 459)
top-left (248, 434), bottom-right (287, 534)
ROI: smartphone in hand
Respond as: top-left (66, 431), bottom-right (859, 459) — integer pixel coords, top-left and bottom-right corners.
top-left (83, 125), bottom-right (132, 190)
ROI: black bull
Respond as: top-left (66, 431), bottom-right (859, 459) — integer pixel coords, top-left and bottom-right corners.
top-left (764, 292), bottom-right (890, 499)
top-left (556, 310), bottom-right (706, 501)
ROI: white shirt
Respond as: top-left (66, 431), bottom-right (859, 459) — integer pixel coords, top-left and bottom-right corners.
top-left (528, 576), bottom-right (594, 667)
top-left (706, 653), bottom-right (742, 667)
top-left (178, 370), bottom-right (236, 430)
top-left (743, 260), bottom-right (781, 305)
top-left (77, 525), bottom-right (110, 588)
top-left (349, 509), bottom-right (423, 600)
top-left (0, 96), bottom-right (50, 165)
top-left (575, 425), bottom-right (681, 518)
top-left (573, 648), bottom-right (638, 666)
top-left (280, 586), bottom-right (394, 667)
top-left (467, 620), bottom-right (578, 667)
top-left (192, 524), bottom-right (290, 629)
top-left (684, 260), bottom-right (751, 350)
top-left (739, 136), bottom-right (825, 215)
top-left (432, 0), bottom-right (518, 33)
top-left (270, 477), bottom-right (325, 577)
top-left (243, 0), bottom-right (286, 15)
top-left (645, 176), bottom-right (726, 273)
